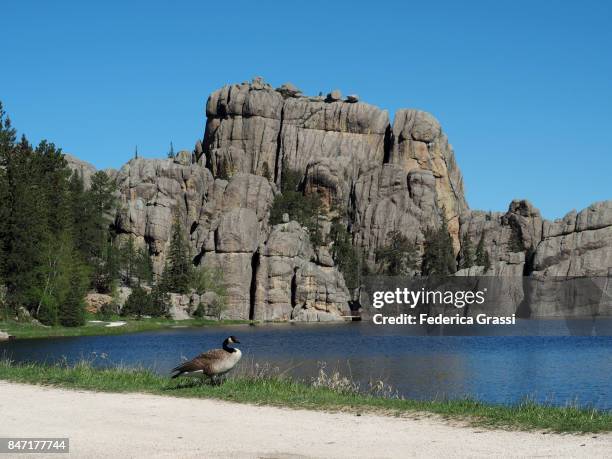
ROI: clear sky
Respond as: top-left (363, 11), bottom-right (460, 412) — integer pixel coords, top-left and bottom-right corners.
top-left (2, 0), bottom-right (611, 219)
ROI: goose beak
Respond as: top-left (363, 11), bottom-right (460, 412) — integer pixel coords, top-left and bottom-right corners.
top-left (233, 338), bottom-right (240, 344)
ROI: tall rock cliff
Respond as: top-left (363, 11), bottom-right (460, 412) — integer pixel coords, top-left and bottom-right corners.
top-left (105, 77), bottom-right (610, 320)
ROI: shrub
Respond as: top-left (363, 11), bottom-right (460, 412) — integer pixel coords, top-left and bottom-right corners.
top-left (121, 285), bottom-right (169, 319)
top-left (475, 232), bottom-right (492, 272)
top-left (269, 167), bottom-right (322, 245)
top-left (375, 231), bottom-right (418, 276)
top-left (191, 267), bottom-right (227, 320)
top-left (459, 233), bottom-right (475, 270)
top-left (97, 302), bottom-right (116, 321)
top-left (330, 217), bottom-right (362, 290)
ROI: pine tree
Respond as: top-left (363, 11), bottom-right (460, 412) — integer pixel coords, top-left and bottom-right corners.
top-left (161, 217), bottom-right (193, 294)
top-left (0, 102), bottom-right (110, 323)
top-left (1, 136), bottom-right (49, 308)
top-left (475, 232), bottom-right (492, 272)
top-left (148, 284), bottom-right (169, 317)
top-left (120, 237), bottom-right (137, 286)
top-left (69, 170), bottom-right (96, 258)
top-left (94, 238), bottom-right (120, 293)
top-left (167, 142), bottom-right (175, 159)
top-left (459, 233), bottom-right (475, 270)
top-left (422, 213), bottom-right (456, 276)
top-left (330, 216), bottom-right (361, 289)
top-left (375, 230), bottom-right (418, 276)
top-left (59, 263), bottom-right (88, 327)
top-left (121, 285), bottom-right (149, 319)
top-left (134, 247), bottom-right (154, 286)
top-left (87, 172), bottom-right (118, 289)
top-left (0, 102), bottom-right (16, 284)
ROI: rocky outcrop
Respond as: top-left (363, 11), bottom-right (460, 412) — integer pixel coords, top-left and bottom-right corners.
top-left (352, 164), bottom-right (439, 265)
top-left (389, 110), bottom-right (467, 252)
top-left (279, 96), bottom-right (388, 180)
top-left (458, 201), bottom-right (536, 277)
top-left (203, 78), bottom-right (388, 192)
top-left (534, 201), bottom-right (612, 277)
top-left (201, 78), bottom-right (467, 258)
top-left (114, 157), bottom-right (215, 274)
top-left (253, 221), bottom-right (350, 321)
top-left (526, 202), bottom-right (612, 317)
top-left (457, 200), bottom-right (612, 317)
top-left (81, 77), bottom-right (610, 321)
top-left (65, 154), bottom-right (97, 188)
top-left (84, 293), bottom-right (113, 314)
top-left (203, 79), bottom-right (283, 179)
top-left (167, 292), bottom-right (205, 320)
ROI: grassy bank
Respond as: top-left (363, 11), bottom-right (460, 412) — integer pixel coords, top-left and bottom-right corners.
top-left (0, 317), bottom-right (249, 339)
top-left (0, 359), bottom-right (609, 433)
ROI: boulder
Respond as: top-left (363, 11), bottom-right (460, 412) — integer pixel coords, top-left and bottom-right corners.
top-left (277, 82), bottom-right (302, 98)
top-left (85, 293), bottom-right (113, 314)
top-left (326, 90), bottom-right (342, 102)
top-left (0, 331), bottom-right (13, 341)
top-left (174, 150), bottom-right (193, 166)
top-left (115, 287), bottom-right (133, 309)
top-left (167, 293), bottom-right (206, 320)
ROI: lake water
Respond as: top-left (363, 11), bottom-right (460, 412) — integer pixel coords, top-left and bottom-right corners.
top-left (2, 320), bottom-right (611, 410)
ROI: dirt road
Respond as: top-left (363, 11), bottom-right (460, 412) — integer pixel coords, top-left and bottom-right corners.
top-left (0, 381), bottom-right (609, 458)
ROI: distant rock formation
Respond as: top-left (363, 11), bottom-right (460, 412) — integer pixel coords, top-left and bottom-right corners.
top-left (81, 77), bottom-right (610, 321)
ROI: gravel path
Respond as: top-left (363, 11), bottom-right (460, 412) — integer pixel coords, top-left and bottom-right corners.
top-left (0, 381), bottom-right (610, 458)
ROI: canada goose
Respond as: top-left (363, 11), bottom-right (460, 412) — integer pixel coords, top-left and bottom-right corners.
top-left (170, 336), bottom-right (242, 384)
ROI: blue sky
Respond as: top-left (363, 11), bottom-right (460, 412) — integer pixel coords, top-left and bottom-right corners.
top-left (2, 1), bottom-right (611, 219)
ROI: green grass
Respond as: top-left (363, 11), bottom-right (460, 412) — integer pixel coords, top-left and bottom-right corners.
top-left (0, 359), bottom-right (609, 434)
top-left (0, 317), bottom-right (249, 339)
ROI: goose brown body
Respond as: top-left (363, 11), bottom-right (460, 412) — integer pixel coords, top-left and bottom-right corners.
top-left (171, 336), bottom-right (242, 380)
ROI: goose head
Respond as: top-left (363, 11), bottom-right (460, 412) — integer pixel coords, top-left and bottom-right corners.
top-left (222, 336), bottom-right (240, 351)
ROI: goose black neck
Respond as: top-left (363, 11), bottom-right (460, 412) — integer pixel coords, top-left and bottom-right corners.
top-left (223, 341), bottom-right (236, 353)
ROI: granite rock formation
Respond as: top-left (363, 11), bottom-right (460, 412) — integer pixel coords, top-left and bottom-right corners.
top-left (86, 77), bottom-right (610, 321)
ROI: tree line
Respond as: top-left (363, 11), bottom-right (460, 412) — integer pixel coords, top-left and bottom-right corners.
top-left (0, 103), bottom-right (117, 325)
top-left (0, 103), bottom-right (225, 326)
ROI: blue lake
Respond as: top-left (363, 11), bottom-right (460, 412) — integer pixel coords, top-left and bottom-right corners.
top-left (2, 320), bottom-right (611, 410)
